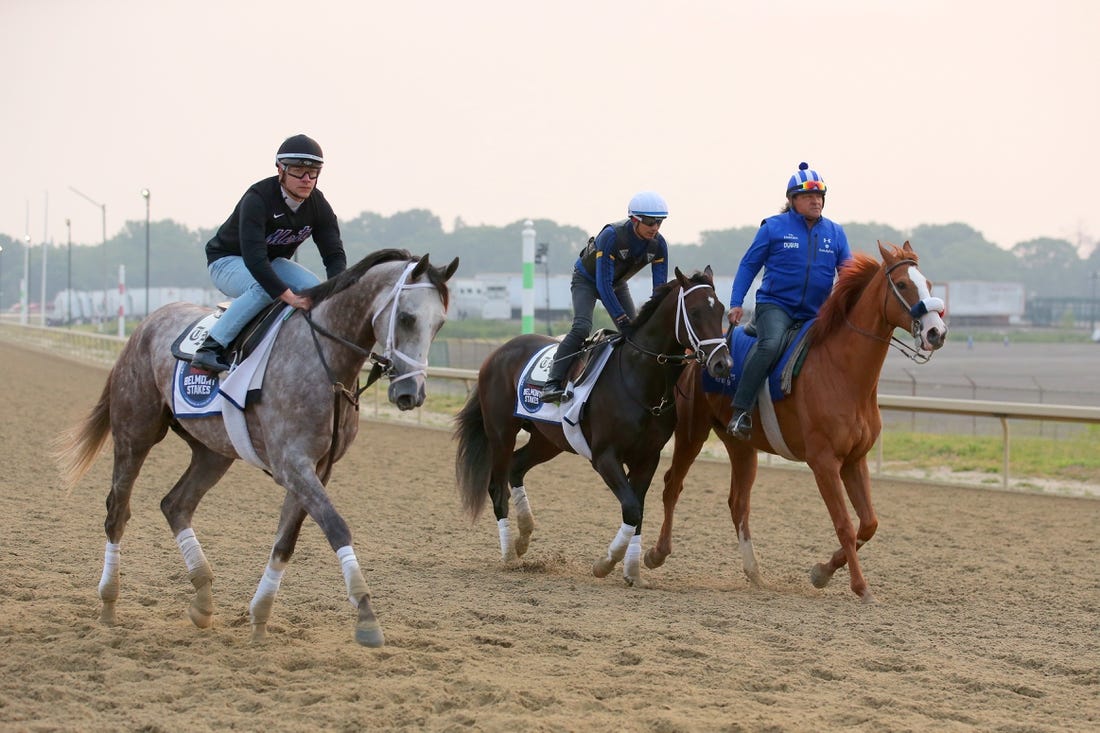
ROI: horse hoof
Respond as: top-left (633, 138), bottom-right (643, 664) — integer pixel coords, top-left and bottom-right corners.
top-left (624, 575), bottom-right (650, 589)
top-left (744, 569), bottom-right (765, 588)
top-left (250, 623), bottom-right (269, 643)
top-left (99, 602), bottom-right (117, 626)
top-left (809, 563), bottom-right (834, 589)
top-left (188, 602), bottom-right (214, 629)
top-left (355, 621), bottom-right (385, 648)
top-left (592, 557), bottom-right (615, 578)
top-left (643, 548), bottom-right (666, 569)
top-left (514, 536), bottom-right (530, 557)
top-left (859, 590), bottom-right (877, 605)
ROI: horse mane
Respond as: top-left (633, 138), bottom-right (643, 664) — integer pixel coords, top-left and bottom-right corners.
top-left (632, 270), bottom-right (711, 330)
top-left (809, 253), bottom-right (881, 341)
top-left (305, 248), bottom-right (415, 305)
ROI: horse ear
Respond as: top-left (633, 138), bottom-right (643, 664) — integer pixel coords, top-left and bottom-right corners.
top-left (902, 240), bottom-right (914, 254)
top-left (440, 257), bottom-right (459, 281)
top-left (411, 254), bottom-right (431, 280)
top-left (703, 265), bottom-right (714, 283)
top-left (674, 267), bottom-right (688, 287)
top-left (877, 240), bottom-right (891, 260)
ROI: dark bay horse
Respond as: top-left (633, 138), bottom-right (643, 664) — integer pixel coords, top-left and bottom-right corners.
top-left (454, 267), bottom-right (733, 586)
top-left (57, 249), bottom-right (458, 647)
top-left (645, 241), bottom-right (948, 601)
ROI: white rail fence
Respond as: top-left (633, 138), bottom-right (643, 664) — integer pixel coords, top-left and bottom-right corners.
top-left (3, 322), bottom-right (1097, 492)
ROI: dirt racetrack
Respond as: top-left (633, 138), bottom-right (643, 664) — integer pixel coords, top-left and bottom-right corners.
top-left (1, 341), bottom-right (1097, 732)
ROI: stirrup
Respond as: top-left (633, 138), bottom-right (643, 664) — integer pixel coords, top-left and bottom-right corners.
top-left (726, 411), bottom-right (752, 439)
top-left (191, 339), bottom-right (230, 373)
top-left (540, 381), bottom-right (567, 404)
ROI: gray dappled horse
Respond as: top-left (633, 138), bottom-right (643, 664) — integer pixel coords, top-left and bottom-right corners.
top-left (57, 249), bottom-right (458, 647)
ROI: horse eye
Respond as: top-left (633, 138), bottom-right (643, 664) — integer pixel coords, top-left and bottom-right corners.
top-left (398, 312), bottom-right (417, 328)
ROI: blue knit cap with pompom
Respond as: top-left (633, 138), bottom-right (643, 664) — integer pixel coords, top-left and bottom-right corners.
top-left (786, 162), bottom-right (827, 196)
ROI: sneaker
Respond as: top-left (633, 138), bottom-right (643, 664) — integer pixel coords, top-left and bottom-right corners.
top-left (191, 337), bottom-right (230, 374)
top-left (540, 381), bottom-right (566, 404)
top-left (726, 410), bottom-right (752, 440)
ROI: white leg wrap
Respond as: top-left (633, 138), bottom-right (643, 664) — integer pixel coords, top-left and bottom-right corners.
top-left (607, 522), bottom-right (636, 562)
top-left (498, 518), bottom-right (512, 560)
top-left (337, 545), bottom-right (368, 608)
top-left (175, 528), bottom-right (209, 576)
top-left (623, 534), bottom-right (642, 580)
top-left (510, 485), bottom-right (530, 515)
top-left (249, 559), bottom-right (287, 616)
top-left (98, 541), bottom-right (120, 596)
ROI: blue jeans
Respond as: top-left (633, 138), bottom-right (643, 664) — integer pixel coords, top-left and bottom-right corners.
top-left (207, 256), bottom-right (320, 346)
top-left (732, 303), bottom-right (796, 412)
top-left (548, 271), bottom-right (636, 384)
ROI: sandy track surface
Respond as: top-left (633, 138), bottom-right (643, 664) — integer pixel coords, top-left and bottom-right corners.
top-left (1, 342), bottom-right (1096, 732)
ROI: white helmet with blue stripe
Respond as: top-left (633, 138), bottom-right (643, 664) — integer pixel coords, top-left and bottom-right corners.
top-left (627, 191), bottom-right (669, 219)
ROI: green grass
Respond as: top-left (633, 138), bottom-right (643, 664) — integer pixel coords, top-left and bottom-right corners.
top-left (879, 427), bottom-right (1100, 483)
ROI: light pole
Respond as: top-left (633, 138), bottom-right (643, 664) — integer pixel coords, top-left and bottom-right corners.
top-left (141, 188), bottom-right (150, 319)
top-left (21, 234), bottom-right (30, 325)
top-left (1090, 271), bottom-right (1098, 334)
top-left (69, 187), bottom-right (107, 328)
top-left (66, 218), bottom-right (72, 324)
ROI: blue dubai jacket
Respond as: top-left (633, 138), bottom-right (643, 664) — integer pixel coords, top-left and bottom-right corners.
top-left (729, 210), bottom-right (851, 321)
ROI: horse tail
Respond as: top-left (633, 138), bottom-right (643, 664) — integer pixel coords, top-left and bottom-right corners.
top-left (55, 370), bottom-right (113, 495)
top-left (453, 384), bottom-right (491, 520)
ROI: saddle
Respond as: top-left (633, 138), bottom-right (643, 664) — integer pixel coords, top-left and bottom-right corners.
top-left (171, 300), bottom-right (289, 366)
top-left (565, 328), bottom-right (623, 388)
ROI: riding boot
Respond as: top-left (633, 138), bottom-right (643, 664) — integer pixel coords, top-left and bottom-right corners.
top-left (726, 408), bottom-right (753, 440)
top-left (540, 355), bottom-right (574, 404)
top-left (191, 335), bottom-right (231, 373)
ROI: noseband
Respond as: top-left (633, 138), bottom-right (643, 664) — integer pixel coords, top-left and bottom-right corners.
top-left (304, 260), bottom-right (438, 398)
top-left (852, 258), bottom-right (945, 363)
top-left (626, 282), bottom-right (730, 368)
top-left (369, 261), bottom-right (437, 386)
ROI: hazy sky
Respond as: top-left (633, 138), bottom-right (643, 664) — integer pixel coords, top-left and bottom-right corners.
top-left (3, 0), bottom-right (1098, 255)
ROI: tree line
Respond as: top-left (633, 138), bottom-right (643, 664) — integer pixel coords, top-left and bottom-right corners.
top-left (1, 209), bottom-right (1098, 309)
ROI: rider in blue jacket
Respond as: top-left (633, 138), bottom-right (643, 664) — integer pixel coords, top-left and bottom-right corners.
top-left (725, 162), bottom-right (851, 439)
top-left (540, 191), bottom-right (669, 403)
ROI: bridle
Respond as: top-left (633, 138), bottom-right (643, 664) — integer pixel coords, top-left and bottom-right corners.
top-left (303, 260), bottom-right (438, 402)
top-left (620, 281), bottom-right (731, 415)
top-left (623, 282), bottom-right (730, 367)
top-left (846, 258), bottom-right (945, 364)
top-left (301, 259), bottom-right (441, 481)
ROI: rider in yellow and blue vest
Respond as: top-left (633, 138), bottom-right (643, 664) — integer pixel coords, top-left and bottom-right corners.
top-left (725, 163), bottom-right (851, 439)
top-left (540, 191), bottom-right (670, 403)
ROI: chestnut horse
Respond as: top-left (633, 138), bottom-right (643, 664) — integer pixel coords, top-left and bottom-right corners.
top-left (644, 241), bottom-right (948, 601)
top-left (57, 249), bottom-right (458, 647)
top-left (454, 268), bottom-right (733, 586)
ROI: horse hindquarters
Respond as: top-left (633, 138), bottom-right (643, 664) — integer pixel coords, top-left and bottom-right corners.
top-left (453, 383), bottom-right (530, 561)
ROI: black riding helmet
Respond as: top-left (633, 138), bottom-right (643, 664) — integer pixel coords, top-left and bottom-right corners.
top-left (276, 134), bottom-right (324, 168)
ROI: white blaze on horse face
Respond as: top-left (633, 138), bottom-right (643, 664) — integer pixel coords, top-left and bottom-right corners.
top-left (909, 265), bottom-right (948, 349)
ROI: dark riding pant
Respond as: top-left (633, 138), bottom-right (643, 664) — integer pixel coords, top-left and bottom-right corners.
top-left (547, 270), bottom-right (635, 385)
top-left (732, 303), bottom-right (795, 412)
